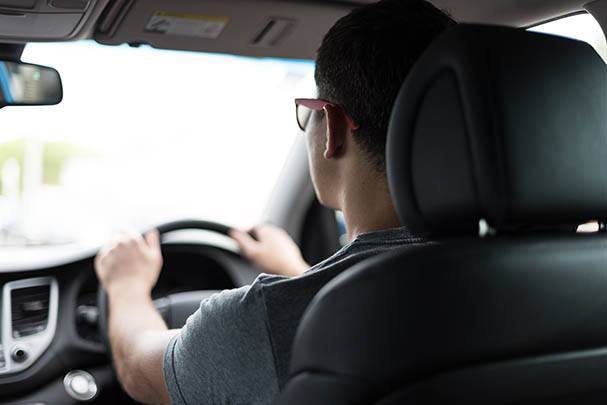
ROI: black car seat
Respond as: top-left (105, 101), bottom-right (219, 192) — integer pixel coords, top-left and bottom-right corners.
top-left (276, 24), bottom-right (607, 404)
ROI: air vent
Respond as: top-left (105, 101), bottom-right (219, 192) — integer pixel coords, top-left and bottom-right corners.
top-left (251, 17), bottom-right (295, 47)
top-left (11, 285), bottom-right (50, 338)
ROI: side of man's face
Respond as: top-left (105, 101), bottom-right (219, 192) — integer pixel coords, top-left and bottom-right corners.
top-left (304, 101), bottom-right (350, 210)
top-left (304, 108), bottom-right (337, 209)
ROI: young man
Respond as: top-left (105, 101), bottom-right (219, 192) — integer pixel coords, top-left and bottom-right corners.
top-left (94, 1), bottom-right (455, 403)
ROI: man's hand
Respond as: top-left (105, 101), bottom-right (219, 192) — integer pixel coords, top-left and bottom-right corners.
top-left (95, 230), bottom-right (163, 295)
top-left (230, 224), bottom-right (309, 277)
top-left (94, 230), bottom-right (174, 404)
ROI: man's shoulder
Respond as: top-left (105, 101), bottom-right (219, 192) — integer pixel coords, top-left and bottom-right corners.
top-left (255, 226), bottom-right (425, 287)
top-left (164, 279), bottom-right (279, 405)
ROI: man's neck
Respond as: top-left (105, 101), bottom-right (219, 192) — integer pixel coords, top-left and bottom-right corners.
top-left (340, 167), bottom-right (401, 242)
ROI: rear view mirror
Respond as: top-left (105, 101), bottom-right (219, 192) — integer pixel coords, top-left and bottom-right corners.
top-left (0, 60), bottom-right (62, 107)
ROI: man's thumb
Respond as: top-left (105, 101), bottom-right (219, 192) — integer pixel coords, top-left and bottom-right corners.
top-left (229, 229), bottom-right (257, 257)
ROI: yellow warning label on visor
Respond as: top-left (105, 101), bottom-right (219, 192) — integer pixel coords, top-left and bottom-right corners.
top-left (145, 11), bottom-right (229, 39)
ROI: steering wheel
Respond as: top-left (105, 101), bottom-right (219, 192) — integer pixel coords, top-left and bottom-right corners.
top-left (96, 219), bottom-right (249, 355)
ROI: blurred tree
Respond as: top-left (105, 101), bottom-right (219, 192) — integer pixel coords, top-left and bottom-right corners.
top-left (42, 141), bottom-right (92, 186)
top-left (0, 138), bottom-right (25, 193)
top-left (0, 138), bottom-right (92, 193)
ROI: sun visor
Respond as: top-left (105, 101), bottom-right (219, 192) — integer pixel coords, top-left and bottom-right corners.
top-left (0, 0), bottom-right (108, 41)
top-left (95, 0), bottom-right (351, 60)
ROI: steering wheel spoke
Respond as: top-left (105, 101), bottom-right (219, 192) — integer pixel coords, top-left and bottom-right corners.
top-left (154, 290), bottom-right (221, 329)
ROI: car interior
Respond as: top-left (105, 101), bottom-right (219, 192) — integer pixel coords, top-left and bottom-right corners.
top-left (0, 0), bottom-right (606, 404)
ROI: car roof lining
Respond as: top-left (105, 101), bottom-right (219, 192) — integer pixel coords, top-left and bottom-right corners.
top-left (431, 0), bottom-right (592, 27)
top-left (0, 0), bottom-right (604, 60)
top-left (92, 0), bottom-right (605, 60)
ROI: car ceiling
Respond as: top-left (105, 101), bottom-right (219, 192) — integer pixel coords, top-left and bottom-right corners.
top-left (0, 0), bottom-right (600, 60)
top-left (356, 0), bottom-right (593, 27)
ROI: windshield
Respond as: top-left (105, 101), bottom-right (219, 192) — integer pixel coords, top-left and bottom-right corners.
top-left (0, 42), bottom-right (314, 248)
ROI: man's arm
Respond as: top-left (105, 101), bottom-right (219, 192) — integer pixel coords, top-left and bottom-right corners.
top-left (107, 284), bottom-right (176, 404)
top-left (95, 230), bottom-right (174, 404)
top-left (95, 224), bottom-right (300, 404)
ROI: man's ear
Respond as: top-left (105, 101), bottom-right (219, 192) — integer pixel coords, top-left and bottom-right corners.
top-left (323, 104), bottom-right (348, 160)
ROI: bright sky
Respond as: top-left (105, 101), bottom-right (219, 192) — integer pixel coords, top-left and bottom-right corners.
top-left (0, 41), bottom-right (315, 245)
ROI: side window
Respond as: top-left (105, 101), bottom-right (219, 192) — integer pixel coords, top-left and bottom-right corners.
top-left (335, 211), bottom-right (348, 246)
top-left (299, 200), bottom-right (342, 266)
top-left (530, 12), bottom-right (604, 233)
top-left (529, 13), bottom-right (607, 62)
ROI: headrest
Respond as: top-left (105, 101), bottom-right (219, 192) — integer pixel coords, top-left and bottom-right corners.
top-left (387, 24), bottom-right (607, 237)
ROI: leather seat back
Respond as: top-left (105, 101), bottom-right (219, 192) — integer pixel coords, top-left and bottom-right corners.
top-left (277, 25), bottom-right (607, 404)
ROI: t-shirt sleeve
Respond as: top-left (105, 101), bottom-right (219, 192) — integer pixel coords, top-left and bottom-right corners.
top-left (163, 281), bottom-right (279, 405)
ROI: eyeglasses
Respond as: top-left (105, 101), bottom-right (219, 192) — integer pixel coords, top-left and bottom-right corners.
top-left (294, 98), bottom-right (359, 132)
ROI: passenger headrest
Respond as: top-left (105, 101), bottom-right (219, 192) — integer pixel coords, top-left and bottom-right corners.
top-left (387, 24), bottom-right (607, 237)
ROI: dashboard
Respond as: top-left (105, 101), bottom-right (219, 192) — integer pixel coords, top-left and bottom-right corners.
top-left (0, 241), bottom-right (259, 404)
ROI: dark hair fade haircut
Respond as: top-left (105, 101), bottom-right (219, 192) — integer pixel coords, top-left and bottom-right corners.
top-left (315, 0), bottom-right (455, 172)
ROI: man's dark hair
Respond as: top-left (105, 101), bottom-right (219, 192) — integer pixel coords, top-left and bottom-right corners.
top-left (315, 0), bottom-right (455, 172)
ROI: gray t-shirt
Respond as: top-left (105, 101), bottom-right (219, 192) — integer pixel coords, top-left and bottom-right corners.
top-left (163, 227), bottom-right (424, 404)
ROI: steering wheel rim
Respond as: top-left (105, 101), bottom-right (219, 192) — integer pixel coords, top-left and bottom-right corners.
top-left (96, 219), bottom-right (243, 357)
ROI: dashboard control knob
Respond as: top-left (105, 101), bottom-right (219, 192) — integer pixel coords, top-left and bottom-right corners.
top-left (11, 346), bottom-right (28, 363)
top-left (76, 305), bottom-right (99, 325)
top-left (63, 370), bottom-right (98, 401)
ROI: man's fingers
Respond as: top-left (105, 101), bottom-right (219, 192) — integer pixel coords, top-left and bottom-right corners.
top-left (94, 252), bottom-right (102, 272)
top-left (144, 229), bottom-right (161, 250)
top-left (124, 230), bottom-right (144, 245)
top-left (229, 229), bottom-right (258, 257)
top-left (96, 236), bottom-right (120, 266)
